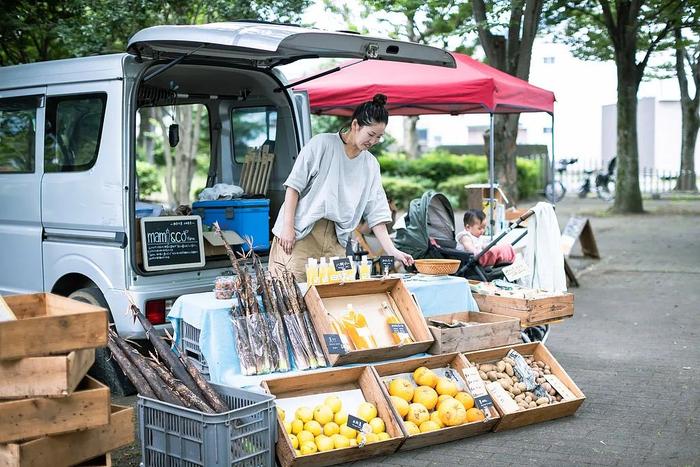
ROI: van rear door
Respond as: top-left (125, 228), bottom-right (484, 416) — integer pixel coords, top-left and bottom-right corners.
top-left (127, 22), bottom-right (455, 68)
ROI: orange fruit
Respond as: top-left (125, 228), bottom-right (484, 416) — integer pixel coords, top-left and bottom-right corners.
top-left (437, 398), bottom-right (466, 426)
top-left (465, 407), bottom-right (486, 422)
top-left (388, 378), bottom-right (415, 402)
top-left (413, 367), bottom-right (438, 388)
top-left (390, 396), bottom-right (410, 418)
top-left (455, 392), bottom-right (475, 410)
top-left (405, 403), bottom-right (430, 425)
top-left (435, 377), bottom-right (459, 397)
top-left (412, 385), bottom-right (439, 411)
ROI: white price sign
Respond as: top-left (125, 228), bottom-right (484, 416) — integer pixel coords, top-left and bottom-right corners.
top-left (503, 258), bottom-right (531, 282)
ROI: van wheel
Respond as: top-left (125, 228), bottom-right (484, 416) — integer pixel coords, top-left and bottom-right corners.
top-left (68, 287), bottom-right (136, 397)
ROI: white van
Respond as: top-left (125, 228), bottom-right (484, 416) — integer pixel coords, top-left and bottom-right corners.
top-left (0, 21), bottom-right (453, 391)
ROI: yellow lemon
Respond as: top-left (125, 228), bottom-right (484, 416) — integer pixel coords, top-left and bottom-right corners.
top-left (339, 423), bottom-right (357, 439)
top-left (334, 409), bottom-right (348, 425)
top-left (455, 392), bottom-right (475, 410)
top-left (437, 394), bottom-right (453, 408)
top-left (359, 432), bottom-right (378, 444)
top-left (435, 377), bottom-right (459, 397)
top-left (406, 403), bottom-right (430, 425)
top-left (403, 420), bottom-right (421, 436)
top-left (413, 367), bottom-right (438, 388)
top-left (297, 430), bottom-right (314, 445)
top-left (377, 432), bottom-right (391, 441)
top-left (390, 396), bottom-right (410, 418)
top-left (369, 417), bottom-right (385, 434)
top-left (284, 421), bottom-right (292, 434)
top-left (324, 395), bottom-right (342, 414)
top-left (315, 435), bottom-right (334, 452)
top-left (466, 407), bottom-right (486, 422)
top-left (430, 411), bottom-right (444, 428)
top-left (332, 433), bottom-right (350, 449)
top-left (289, 433), bottom-right (299, 449)
top-left (300, 441), bottom-right (317, 455)
top-left (357, 402), bottom-right (378, 421)
top-left (438, 399), bottom-right (466, 427)
top-left (349, 438), bottom-right (357, 447)
top-left (313, 405), bottom-right (334, 425)
top-left (388, 378), bottom-right (414, 402)
top-left (295, 449), bottom-right (301, 456)
top-left (413, 385), bottom-right (439, 411)
top-left (304, 420), bottom-right (322, 437)
top-left (419, 420), bottom-right (441, 433)
top-left (277, 407), bottom-right (285, 421)
top-left (323, 421), bottom-right (340, 437)
top-left (291, 419), bottom-right (303, 435)
top-left (295, 406), bottom-right (313, 423)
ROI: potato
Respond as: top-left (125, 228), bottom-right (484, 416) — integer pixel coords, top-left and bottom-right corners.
top-left (536, 397), bottom-right (549, 406)
top-left (499, 379), bottom-right (512, 390)
top-left (511, 386), bottom-right (522, 396)
top-left (487, 371), bottom-right (498, 381)
top-left (496, 361), bottom-right (506, 373)
top-left (480, 364), bottom-right (496, 373)
top-left (516, 382), bottom-right (527, 392)
top-left (514, 393), bottom-right (525, 401)
top-left (525, 396), bottom-right (532, 403)
top-left (556, 395), bottom-right (563, 402)
top-left (536, 377), bottom-right (545, 384)
top-left (504, 363), bottom-right (514, 376)
top-left (542, 383), bottom-right (552, 392)
top-left (544, 368), bottom-right (551, 375)
top-left (503, 357), bottom-right (516, 366)
top-left (528, 401), bottom-right (537, 408)
top-left (479, 370), bottom-right (488, 380)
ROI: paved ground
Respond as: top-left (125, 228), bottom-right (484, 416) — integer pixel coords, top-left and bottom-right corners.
top-left (112, 195), bottom-right (700, 466)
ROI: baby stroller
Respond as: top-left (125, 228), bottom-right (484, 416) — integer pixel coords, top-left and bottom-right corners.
top-left (395, 191), bottom-right (532, 281)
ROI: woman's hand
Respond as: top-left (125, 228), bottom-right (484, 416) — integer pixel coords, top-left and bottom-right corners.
top-left (279, 224), bottom-right (296, 255)
top-left (388, 246), bottom-right (414, 266)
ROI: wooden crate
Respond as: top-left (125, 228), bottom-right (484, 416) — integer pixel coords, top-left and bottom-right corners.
top-left (469, 281), bottom-right (574, 327)
top-left (0, 375), bottom-right (111, 444)
top-left (427, 312), bottom-right (521, 354)
top-left (0, 293), bottom-right (108, 360)
top-left (0, 404), bottom-right (132, 467)
top-left (463, 342), bottom-right (585, 431)
top-left (74, 453), bottom-right (111, 467)
top-left (262, 366), bottom-right (405, 467)
top-left (305, 279), bottom-right (434, 366)
top-left (0, 349), bottom-right (95, 399)
top-left (373, 353), bottom-right (499, 451)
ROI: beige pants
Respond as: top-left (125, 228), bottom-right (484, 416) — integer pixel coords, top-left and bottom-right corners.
top-left (268, 219), bottom-right (346, 281)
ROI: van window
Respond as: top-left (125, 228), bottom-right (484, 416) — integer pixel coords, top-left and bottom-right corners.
top-left (44, 93), bottom-right (106, 172)
top-left (231, 106), bottom-right (277, 163)
top-left (0, 96), bottom-right (38, 173)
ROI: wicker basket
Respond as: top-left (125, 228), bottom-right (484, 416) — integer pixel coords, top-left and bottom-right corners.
top-left (414, 259), bottom-right (461, 275)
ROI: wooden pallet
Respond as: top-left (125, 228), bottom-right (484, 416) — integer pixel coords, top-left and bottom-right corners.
top-left (239, 147), bottom-right (274, 196)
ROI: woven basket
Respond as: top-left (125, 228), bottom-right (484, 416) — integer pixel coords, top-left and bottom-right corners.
top-left (414, 259), bottom-right (461, 275)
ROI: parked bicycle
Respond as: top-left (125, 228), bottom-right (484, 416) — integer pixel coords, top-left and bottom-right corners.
top-left (579, 157), bottom-right (616, 201)
top-left (545, 158), bottom-right (578, 202)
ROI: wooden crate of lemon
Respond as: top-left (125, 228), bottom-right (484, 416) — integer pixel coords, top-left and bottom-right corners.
top-left (262, 366), bottom-right (405, 467)
top-left (373, 353), bottom-right (499, 451)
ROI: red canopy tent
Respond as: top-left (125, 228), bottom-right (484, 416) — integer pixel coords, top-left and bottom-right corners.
top-left (292, 53), bottom-right (557, 219)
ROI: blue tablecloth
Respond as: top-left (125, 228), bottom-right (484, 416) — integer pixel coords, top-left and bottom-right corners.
top-left (168, 275), bottom-right (479, 388)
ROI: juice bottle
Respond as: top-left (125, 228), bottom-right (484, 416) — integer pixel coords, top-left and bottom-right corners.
top-left (306, 258), bottom-right (319, 285)
top-left (319, 257), bottom-right (330, 284)
top-left (381, 301), bottom-right (413, 345)
top-left (359, 255), bottom-right (371, 280)
top-left (328, 313), bottom-right (354, 351)
top-left (341, 304), bottom-right (377, 350)
top-left (343, 256), bottom-right (356, 282)
top-left (329, 257), bottom-right (341, 283)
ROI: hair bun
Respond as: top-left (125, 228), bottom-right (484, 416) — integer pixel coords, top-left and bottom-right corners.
top-left (372, 93), bottom-right (387, 107)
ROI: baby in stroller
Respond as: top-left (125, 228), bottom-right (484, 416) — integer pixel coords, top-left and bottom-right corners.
top-left (457, 209), bottom-right (516, 267)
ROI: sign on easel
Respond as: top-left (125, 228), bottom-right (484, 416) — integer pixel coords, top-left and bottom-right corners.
top-left (561, 216), bottom-right (600, 258)
top-left (140, 216), bottom-right (205, 272)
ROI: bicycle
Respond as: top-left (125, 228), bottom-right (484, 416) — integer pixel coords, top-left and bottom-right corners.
top-left (545, 158), bottom-right (578, 202)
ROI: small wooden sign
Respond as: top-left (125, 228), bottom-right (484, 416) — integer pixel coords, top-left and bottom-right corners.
top-left (561, 216), bottom-right (600, 258)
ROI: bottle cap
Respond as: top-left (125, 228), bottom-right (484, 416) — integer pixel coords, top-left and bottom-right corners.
top-left (308, 257), bottom-right (316, 265)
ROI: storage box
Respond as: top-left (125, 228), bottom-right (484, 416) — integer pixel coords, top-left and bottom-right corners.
top-left (138, 382), bottom-right (276, 467)
top-left (178, 319), bottom-right (210, 379)
top-left (469, 281), bottom-right (574, 327)
top-left (0, 293), bottom-right (108, 360)
top-left (0, 348), bottom-right (95, 399)
top-left (262, 365), bottom-right (405, 467)
top-left (427, 312), bottom-right (521, 354)
top-left (304, 279), bottom-right (434, 366)
top-left (373, 353), bottom-right (499, 451)
top-left (463, 342), bottom-right (585, 431)
top-left (193, 199), bottom-right (270, 251)
top-left (74, 453), bottom-right (111, 467)
top-left (0, 404), bottom-right (133, 467)
top-left (201, 230), bottom-right (244, 257)
top-left (0, 375), bottom-right (111, 443)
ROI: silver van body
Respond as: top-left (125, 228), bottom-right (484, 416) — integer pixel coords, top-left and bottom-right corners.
top-left (0, 22), bottom-right (454, 339)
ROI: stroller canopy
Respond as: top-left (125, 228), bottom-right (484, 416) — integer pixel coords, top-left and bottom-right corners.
top-left (395, 191), bottom-right (455, 259)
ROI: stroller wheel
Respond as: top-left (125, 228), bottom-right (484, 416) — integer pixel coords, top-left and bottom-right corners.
top-left (522, 325), bottom-right (547, 342)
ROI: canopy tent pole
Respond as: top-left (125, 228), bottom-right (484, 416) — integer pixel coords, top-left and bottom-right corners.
top-left (489, 113), bottom-right (495, 238)
top-left (550, 113), bottom-right (556, 206)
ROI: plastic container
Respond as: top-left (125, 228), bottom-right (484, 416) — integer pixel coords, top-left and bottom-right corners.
top-left (214, 275), bottom-right (236, 300)
top-left (179, 320), bottom-right (210, 379)
top-left (192, 199), bottom-right (270, 251)
top-left (138, 382), bottom-right (276, 467)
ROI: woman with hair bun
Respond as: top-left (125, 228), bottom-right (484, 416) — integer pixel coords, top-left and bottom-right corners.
top-left (270, 93), bottom-right (414, 280)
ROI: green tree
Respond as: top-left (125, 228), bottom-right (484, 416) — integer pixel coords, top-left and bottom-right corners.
top-left (550, 0), bottom-right (684, 212)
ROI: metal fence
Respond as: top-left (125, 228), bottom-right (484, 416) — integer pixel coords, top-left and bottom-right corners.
top-left (557, 164), bottom-right (684, 195)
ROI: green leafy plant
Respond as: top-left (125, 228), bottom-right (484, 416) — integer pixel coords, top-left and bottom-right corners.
top-left (382, 176), bottom-right (432, 209)
top-left (136, 160), bottom-right (161, 198)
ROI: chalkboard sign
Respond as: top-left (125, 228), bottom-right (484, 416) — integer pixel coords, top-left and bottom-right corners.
top-left (347, 414), bottom-right (370, 433)
top-left (379, 256), bottom-right (395, 275)
top-left (323, 334), bottom-right (346, 355)
top-left (474, 394), bottom-right (494, 412)
top-left (389, 323), bottom-right (409, 334)
top-left (140, 216), bottom-right (205, 272)
top-left (333, 257), bottom-right (352, 271)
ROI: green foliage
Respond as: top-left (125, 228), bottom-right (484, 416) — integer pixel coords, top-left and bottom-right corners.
top-left (378, 153), bottom-right (409, 175)
top-left (437, 172), bottom-right (489, 207)
top-left (515, 158), bottom-right (541, 200)
top-left (404, 151), bottom-right (488, 184)
top-left (136, 160), bottom-right (161, 197)
top-left (382, 176), bottom-right (432, 209)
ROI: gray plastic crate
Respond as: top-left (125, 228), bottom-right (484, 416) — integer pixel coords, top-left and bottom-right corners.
top-left (179, 320), bottom-right (210, 376)
top-left (138, 383), bottom-right (276, 467)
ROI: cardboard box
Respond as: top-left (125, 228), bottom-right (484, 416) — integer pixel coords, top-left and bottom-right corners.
top-left (262, 366), bottom-right (405, 467)
top-left (373, 353), bottom-right (499, 451)
top-left (0, 293), bottom-right (107, 360)
top-left (463, 342), bottom-right (585, 431)
top-left (0, 375), bottom-right (111, 444)
top-left (0, 404), bottom-right (133, 467)
top-left (427, 312), bottom-right (521, 354)
top-left (305, 279), bottom-right (434, 366)
top-left (469, 281), bottom-right (574, 327)
top-left (0, 348), bottom-right (95, 399)
top-left (201, 230), bottom-right (244, 257)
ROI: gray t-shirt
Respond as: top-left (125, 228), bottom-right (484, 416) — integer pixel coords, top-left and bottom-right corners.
top-left (272, 132), bottom-right (391, 247)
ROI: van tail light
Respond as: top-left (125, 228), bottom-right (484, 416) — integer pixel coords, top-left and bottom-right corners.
top-left (145, 299), bottom-right (167, 325)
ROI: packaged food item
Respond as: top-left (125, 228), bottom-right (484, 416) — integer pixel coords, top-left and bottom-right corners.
top-left (341, 304), bottom-right (377, 350)
top-left (328, 313), bottom-right (354, 351)
top-left (359, 255), bottom-right (371, 280)
top-left (213, 275), bottom-right (235, 299)
top-left (381, 301), bottom-right (413, 345)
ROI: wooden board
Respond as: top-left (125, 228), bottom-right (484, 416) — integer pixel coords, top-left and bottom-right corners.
top-left (463, 342), bottom-right (585, 431)
top-left (0, 294), bottom-right (108, 360)
top-left (0, 297), bottom-right (16, 322)
top-left (305, 279), bottom-right (434, 366)
top-left (372, 353), bottom-right (499, 451)
top-left (469, 283), bottom-right (574, 327)
top-left (0, 404), bottom-right (132, 467)
top-left (0, 375), bottom-right (111, 444)
top-left (74, 453), bottom-right (112, 467)
top-left (0, 349), bottom-right (95, 399)
top-left (262, 366), bottom-right (404, 467)
top-left (427, 312), bottom-right (521, 354)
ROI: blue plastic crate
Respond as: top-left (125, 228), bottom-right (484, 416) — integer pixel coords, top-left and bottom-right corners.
top-left (193, 199), bottom-right (270, 251)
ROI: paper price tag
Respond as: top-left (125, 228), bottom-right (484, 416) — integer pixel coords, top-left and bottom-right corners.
top-left (323, 334), bottom-right (346, 355)
top-left (347, 414), bottom-right (371, 433)
top-left (544, 374), bottom-right (577, 401)
top-left (486, 382), bottom-right (520, 414)
top-left (389, 323), bottom-right (409, 334)
top-left (462, 367), bottom-right (489, 398)
top-left (503, 258), bottom-right (530, 282)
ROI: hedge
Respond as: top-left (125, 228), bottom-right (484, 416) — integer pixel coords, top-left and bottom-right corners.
top-left (382, 176), bottom-right (432, 209)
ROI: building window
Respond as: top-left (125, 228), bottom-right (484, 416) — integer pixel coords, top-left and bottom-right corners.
top-left (543, 127), bottom-right (553, 134)
top-left (0, 96), bottom-right (38, 173)
top-left (543, 57), bottom-right (555, 64)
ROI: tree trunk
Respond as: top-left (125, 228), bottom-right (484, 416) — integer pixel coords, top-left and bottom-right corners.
top-left (675, 106), bottom-right (699, 191)
top-left (485, 114), bottom-right (520, 200)
top-left (612, 62), bottom-right (644, 213)
top-left (403, 116), bottom-right (420, 159)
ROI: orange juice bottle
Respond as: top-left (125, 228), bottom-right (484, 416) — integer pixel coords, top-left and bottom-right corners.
top-left (359, 255), bottom-right (371, 280)
top-left (319, 257), bottom-right (330, 284)
top-left (341, 304), bottom-right (377, 350)
top-left (328, 313), bottom-right (354, 351)
top-left (381, 301), bottom-right (413, 345)
top-left (306, 258), bottom-right (319, 285)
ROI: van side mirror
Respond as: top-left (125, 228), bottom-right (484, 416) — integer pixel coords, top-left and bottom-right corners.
top-left (168, 124), bottom-right (179, 147)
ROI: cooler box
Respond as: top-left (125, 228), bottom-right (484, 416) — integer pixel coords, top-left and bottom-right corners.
top-left (192, 199), bottom-right (270, 251)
